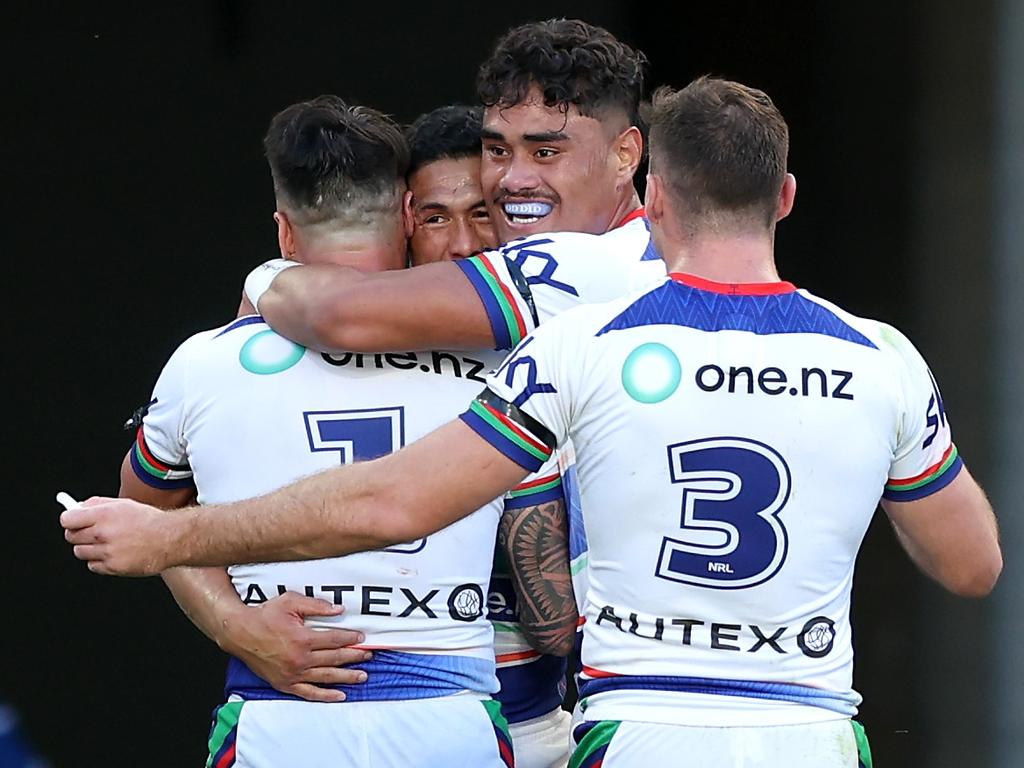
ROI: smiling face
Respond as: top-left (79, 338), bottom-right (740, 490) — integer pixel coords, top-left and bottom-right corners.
top-left (480, 86), bottom-right (638, 243)
top-left (406, 155), bottom-right (497, 266)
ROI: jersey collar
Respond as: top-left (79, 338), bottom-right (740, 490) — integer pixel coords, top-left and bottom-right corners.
top-left (670, 272), bottom-right (797, 295)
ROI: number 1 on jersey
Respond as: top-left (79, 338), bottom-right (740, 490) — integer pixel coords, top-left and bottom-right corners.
top-left (304, 408), bottom-right (426, 554)
top-left (656, 437), bottom-right (791, 589)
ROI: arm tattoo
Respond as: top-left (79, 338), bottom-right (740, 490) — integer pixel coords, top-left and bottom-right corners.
top-left (499, 498), bottom-right (577, 657)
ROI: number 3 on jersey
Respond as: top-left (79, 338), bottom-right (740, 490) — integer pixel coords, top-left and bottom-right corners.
top-left (656, 437), bottom-right (791, 589)
top-left (304, 408), bottom-right (426, 554)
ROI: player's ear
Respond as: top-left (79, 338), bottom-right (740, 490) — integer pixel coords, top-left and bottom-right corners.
top-left (615, 126), bottom-right (644, 187)
top-left (644, 172), bottom-right (665, 223)
top-left (402, 190), bottom-right (416, 239)
top-left (274, 211), bottom-right (296, 259)
top-left (776, 173), bottom-right (797, 222)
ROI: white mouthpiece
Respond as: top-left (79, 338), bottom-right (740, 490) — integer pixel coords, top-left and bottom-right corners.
top-left (56, 491), bottom-right (81, 511)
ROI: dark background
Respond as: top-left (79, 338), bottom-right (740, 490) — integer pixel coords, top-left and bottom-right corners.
top-left (6, 2), bottom-right (1007, 766)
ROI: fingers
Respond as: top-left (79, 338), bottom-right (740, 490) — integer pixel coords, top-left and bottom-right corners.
top-left (65, 527), bottom-right (101, 545)
top-left (287, 684), bottom-right (347, 704)
top-left (298, 665), bottom-right (369, 686)
top-left (73, 544), bottom-right (104, 561)
top-left (308, 648), bottom-right (373, 668)
top-left (284, 594), bottom-right (345, 619)
top-left (60, 507), bottom-right (97, 531)
top-left (305, 628), bottom-right (365, 651)
top-left (81, 496), bottom-right (117, 507)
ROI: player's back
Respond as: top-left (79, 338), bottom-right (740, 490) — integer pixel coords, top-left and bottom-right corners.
top-left (490, 273), bottom-right (959, 728)
top-left (137, 315), bottom-right (507, 702)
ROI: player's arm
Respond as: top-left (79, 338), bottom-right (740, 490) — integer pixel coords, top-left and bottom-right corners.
top-left (119, 451), bottom-right (369, 701)
top-left (254, 261), bottom-right (499, 352)
top-left (67, 416), bottom-right (540, 574)
top-left (65, 326), bottom-right (571, 576)
top-left (879, 327), bottom-right (1002, 597)
top-left (882, 467), bottom-right (1001, 597)
top-left (499, 489), bottom-right (577, 657)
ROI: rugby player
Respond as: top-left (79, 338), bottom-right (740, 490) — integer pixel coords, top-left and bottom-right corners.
top-left (404, 102), bottom-right (580, 768)
top-left (113, 95), bottom-right (525, 767)
top-left (242, 21), bottom-right (657, 765)
top-left (403, 104), bottom-right (497, 262)
top-left (64, 77), bottom-right (1002, 767)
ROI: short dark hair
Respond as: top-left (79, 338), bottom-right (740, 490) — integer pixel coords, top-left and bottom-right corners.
top-left (476, 18), bottom-right (647, 128)
top-left (263, 95), bottom-right (409, 226)
top-left (406, 105), bottom-right (483, 176)
top-left (643, 76), bottom-right (789, 227)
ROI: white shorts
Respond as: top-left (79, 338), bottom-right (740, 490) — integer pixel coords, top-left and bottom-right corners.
top-left (571, 718), bottom-right (873, 767)
top-left (205, 695), bottom-right (514, 768)
top-left (509, 707), bottom-right (572, 768)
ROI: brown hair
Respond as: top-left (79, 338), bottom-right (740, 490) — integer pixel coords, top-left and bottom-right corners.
top-left (643, 76), bottom-right (788, 228)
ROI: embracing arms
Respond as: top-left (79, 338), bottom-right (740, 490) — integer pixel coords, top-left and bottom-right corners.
top-left (256, 262), bottom-right (497, 352)
top-left (69, 420), bottom-right (531, 574)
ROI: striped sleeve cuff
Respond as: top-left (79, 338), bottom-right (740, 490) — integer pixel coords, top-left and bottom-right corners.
top-left (454, 257), bottom-right (531, 350)
top-left (505, 472), bottom-right (564, 510)
top-left (130, 428), bottom-right (194, 490)
top-left (883, 443), bottom-right (963, 502)
top-left (459, 397), bottom-right (554, 473)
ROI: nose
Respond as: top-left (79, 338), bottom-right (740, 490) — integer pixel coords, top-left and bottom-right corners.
top-left (448, 218), bottom-right (481, 260)
top-left (500, 152), bottom-right (542, 195)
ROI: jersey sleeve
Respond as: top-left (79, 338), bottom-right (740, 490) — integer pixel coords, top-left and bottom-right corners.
top-left (455, 232), bottom-right (656, 351)
top-left (882, 327), bottom-right (963, 502)
top-left (504, 453), bottom-right (565, 511)
top-left (129, 344), bottom-right (194, 490)
top-left (458, 323), bottom-right (572, 473)
top-left (454, 254), bottom-right (538, 350)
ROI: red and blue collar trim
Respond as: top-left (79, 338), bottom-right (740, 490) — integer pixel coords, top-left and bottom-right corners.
top-left (670, 272), bottom-right (797, 296)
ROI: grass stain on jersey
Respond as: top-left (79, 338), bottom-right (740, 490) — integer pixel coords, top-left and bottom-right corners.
top-left (239, 330), bottom-right (305, 375)
top-left (621, 342), bottom-right (681, 403)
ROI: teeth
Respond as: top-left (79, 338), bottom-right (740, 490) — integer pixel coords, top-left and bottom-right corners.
top-left (503, 202), bottom-right (553, 217)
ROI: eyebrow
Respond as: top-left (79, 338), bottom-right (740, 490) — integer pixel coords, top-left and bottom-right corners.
top-left (481, 128), bottom-right (570, 143)
top-left (416, 199), bottom-right (488, 213)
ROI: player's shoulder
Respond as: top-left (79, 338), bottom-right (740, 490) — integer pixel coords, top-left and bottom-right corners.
top-left (795, 289), bottom-right (916, 355)
top-left (532, 276), bottom-right (672, 339)
top-left (160, 315), bottom-right (273, 374)
top-left (497, 215), bottom-right (653, 263)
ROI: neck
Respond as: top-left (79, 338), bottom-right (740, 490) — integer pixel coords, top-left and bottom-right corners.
top-left (607, 188), bottom-right (644, 231)
top-left (662, 232), bottom-right (780, 284)
top-left (295, 227), bottom-right (405, 272)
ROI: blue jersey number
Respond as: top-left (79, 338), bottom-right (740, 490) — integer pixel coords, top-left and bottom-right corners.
top-left (656, 437), bottom-right (790, 589)
top-left (303, 408), bottom-right (425, 554)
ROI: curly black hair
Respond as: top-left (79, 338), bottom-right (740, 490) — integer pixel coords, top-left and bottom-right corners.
top-left (405, 104), bottom-right (484, 176)
top-left (476, 18), bottom-right (648, 126)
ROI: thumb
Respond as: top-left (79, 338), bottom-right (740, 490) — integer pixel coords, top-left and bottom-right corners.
top-left (82, 496), bottom-right (117, 507)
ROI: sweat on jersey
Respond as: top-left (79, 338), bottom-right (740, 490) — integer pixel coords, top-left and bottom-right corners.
top-left (458, 272), bottom-right (962, 727)
top-left (132, 317), bottom-right (511, 703)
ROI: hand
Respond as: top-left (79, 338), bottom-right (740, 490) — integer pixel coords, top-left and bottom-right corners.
top-left (61, 497), bottom-right (176, 576)
top-left (219, 592), bottom-right (371, 703)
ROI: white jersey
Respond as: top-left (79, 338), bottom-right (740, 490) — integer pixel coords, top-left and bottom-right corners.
top-left (458, 209), bottom-right (663, 725)
top-left (460, 273), bottom-right (962, 727)
top-left (131, 316), bottom-right (507, 702)
top-left (454, 209), bottom-right (665, 351)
